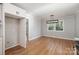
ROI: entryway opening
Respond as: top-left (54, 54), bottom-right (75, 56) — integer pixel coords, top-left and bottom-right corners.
top-left (5, 13), bottom-right (28, 53)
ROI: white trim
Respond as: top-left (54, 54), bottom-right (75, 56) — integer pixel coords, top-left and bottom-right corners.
top-left (29, 35), bottom-right (42, 41)
top-left (74, 37), bottom-right (79, 41)
top-left (43, 35), bottom-right (74, 41)
top-left (2, 3), bottom-right (5, 55)
top-left (5, 44), bottom-right (18, 50)
top-left (47, 20), bottom-right (64, 32)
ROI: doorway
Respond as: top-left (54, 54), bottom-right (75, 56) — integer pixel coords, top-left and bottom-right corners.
top-left (5, 16), bottom-right (19, 49)
top-left (5, 13), bottom-right (28, 53)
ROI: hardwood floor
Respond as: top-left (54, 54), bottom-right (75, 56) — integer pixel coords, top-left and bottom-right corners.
top-left (5, 36), bottom-right (75, 55)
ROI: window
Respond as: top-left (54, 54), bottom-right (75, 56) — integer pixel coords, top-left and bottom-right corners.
top-left (47, 20), bottom-right (64, 31)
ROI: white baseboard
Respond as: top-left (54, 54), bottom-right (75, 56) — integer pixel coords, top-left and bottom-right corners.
top-left (5, 44), bottom-right (18, 50)
top-left (42, 35), bottom-right (74, 41)
top-left (29, 35), bottom-right (42, 41)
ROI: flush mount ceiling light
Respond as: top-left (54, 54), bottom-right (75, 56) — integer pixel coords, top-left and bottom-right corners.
top-left (49, 14), bottom-right (58, 20)
top-left (50, 15), bottom-right (54, 16)
top-left (46, 15), bottom-right (59, 24)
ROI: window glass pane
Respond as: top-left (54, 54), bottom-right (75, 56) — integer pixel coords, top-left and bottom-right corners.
top-left (48, 24), bottom-right (54, 30)
top-left (47, 20), bottom-right (64, 31)
top-left (56, 21), bottom-right (63, 31)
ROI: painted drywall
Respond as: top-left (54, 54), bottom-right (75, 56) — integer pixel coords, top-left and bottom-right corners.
top-left (0, 4), bottom-right (3, 37)
top-left (76, 12), bottom-right (79, 37)
top-left (0, 25), bottom-right (2, 37)
top-left (28, 15), bottom-right (41, 40)
top-left (0, 4), bottom-right (2, 55)
top-left (19, 18), bottom-right (27, 48)
top-left (41, 15), bottom-right (76, 39)
top-left (5, 16), bottom-right (19, 49)
top-left (0, 37), bottom-right (2, 55)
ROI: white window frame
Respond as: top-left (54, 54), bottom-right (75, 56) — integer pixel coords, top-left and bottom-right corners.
top-left (47, 20), bottom-right (64, 32)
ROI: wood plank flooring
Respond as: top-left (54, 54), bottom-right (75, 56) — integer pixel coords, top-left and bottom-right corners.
top-left (5, 36), bottom-right (75, 55)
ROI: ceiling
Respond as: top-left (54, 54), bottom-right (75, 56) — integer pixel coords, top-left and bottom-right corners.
top-left (13, 3), bottom-right (79, 17)
top-left (12, 3), bottom-right (50, 13)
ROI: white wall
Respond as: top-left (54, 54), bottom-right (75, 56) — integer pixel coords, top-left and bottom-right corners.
top-left (5, 16), bottom-right (19, 49)
top-left (28, 14), bottom-right (76, 40)
top-left (76, 12), bottom-right (79, 37)
top-left (0, 5), bottom-right (2, 37)
top-left (28, 15), bottom-right (41, 40)
top-left (41, 15), bottom-right (76, 39)
top-left (19, 18), bottom-right (27, 48)
top-left (0, 4), bottom-right (3, 55)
